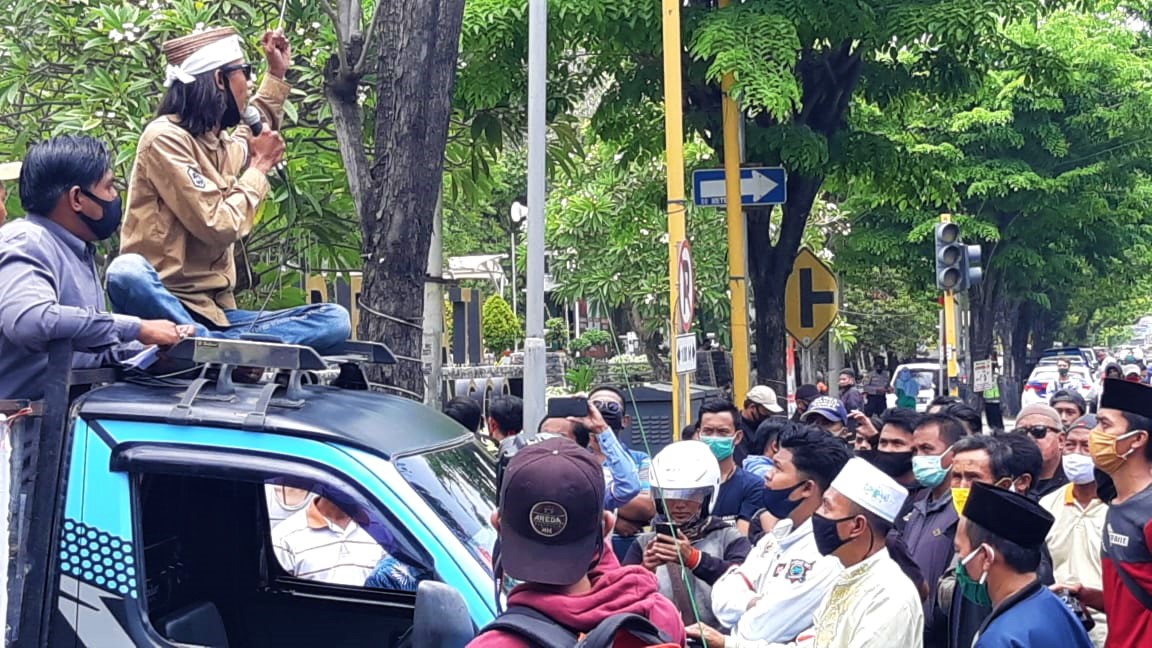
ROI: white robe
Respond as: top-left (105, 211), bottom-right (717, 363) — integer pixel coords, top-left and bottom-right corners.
top-left (801, 548), bottom-right (924, 648)
top-left (712, 518), bottom-right (843, 646)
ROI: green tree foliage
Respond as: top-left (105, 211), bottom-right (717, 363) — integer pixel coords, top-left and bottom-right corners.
top-left (545, 138), bottom-right (729, 376)
top-left (838, 7), bottom-right (1152, 379)
top-left (481, 294), bottom-right (521, 353)
top-left (0, 0), bottom-right (362, 301)
top-left (456, 0), bottom-right (1073, 382)
top-left (840, 268), bottom-right (939, 361)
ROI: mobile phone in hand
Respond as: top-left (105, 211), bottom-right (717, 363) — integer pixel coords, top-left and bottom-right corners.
top-left (546, 396), bottom-right (588, 419)
top-left (653, 522), bottom-right (677, 539)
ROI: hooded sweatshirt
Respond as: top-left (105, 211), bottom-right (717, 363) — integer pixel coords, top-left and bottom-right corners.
top-left (469, 547), bottom-right (688, 647)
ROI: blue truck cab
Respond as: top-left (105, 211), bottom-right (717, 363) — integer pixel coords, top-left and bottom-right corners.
top-left (1, 338), bottom-right (496, 647)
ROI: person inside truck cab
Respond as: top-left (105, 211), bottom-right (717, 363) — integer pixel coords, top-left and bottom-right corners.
top-left (271, 494), bottom-right (423, 590)
top-left (0, 135), bottom-right (194, 400)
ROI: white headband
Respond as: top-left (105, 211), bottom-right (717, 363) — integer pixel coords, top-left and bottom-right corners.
top-left (164, 35), bottom-right (245, 87)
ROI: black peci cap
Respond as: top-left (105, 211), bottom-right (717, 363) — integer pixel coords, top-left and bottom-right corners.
top-left (961, 482), bottom-right (1054, 548)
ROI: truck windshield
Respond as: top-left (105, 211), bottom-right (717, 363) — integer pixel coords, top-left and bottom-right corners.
top-left (395, 441), bottom-right (499, 576)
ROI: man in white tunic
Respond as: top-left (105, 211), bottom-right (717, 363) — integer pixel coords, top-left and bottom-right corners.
top-left (690, 426), bottom-right (851, 647)
top-left (801, 457), bottom-right (924, 648)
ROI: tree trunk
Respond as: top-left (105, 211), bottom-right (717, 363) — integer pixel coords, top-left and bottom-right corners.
top-left (740, 42), bottom-right (863, 386)
top-left (746, 172), bottom-right (826, 386)
top-left (337, 0), bottom-right (466, 399)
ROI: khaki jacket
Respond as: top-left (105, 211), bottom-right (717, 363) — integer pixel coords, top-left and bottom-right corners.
top-left (119, 76), bottom-right (289, 327)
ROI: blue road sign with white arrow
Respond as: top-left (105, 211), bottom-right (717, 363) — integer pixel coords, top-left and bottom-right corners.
top-left (692, 167), bottom-right (787, 207)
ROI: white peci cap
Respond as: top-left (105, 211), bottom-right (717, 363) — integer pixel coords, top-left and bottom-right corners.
top-left (830, 457), bottom-right (908, 523)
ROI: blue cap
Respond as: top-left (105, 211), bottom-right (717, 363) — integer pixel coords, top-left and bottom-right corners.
top-left (801, 396), bottom-right (849, 425)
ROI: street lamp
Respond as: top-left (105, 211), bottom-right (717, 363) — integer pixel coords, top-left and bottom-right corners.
top-left (510, 201), bottom-right (528, 315)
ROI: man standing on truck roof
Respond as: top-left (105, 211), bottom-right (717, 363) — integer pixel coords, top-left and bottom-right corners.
top-left (0, 135), bottom-right (193, 400)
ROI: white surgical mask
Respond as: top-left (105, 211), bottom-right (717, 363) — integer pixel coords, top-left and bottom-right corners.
top-left (1061, 453), bottom-right (1096, 485)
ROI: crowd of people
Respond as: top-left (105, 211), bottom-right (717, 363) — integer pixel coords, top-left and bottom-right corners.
top-left (2, 19), bottom-right (1150, 648)
top-left (468, 376), bottom-right (1152, 648)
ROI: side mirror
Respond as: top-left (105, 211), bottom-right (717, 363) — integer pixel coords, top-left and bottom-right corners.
top-left (412, 580), bottom-right (474, 648)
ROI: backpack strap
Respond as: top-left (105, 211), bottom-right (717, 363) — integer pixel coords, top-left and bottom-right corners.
top-left (480, 605), bottom-right (579, 648)
top-left (575, 613), bottom-right (671, 648)
top-left (1115, 562), bottom-right (1152, 613)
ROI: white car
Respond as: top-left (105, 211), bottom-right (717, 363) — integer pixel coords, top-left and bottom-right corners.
top-left (1022, 365), bottom-right (1093, 409)
top-left (886, 363), bottom-right (939, 412)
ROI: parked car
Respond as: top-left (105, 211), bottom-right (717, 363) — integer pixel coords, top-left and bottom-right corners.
top-left (886, 362), bottom-right (940, 412)
top-left (1022, 364), bottom-right (1093, 408)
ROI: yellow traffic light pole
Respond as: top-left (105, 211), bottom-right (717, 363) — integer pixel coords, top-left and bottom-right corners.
top-left (662, 0), bottom-right (690, 434)
top-left (718, 0), bottom-right (750, 402)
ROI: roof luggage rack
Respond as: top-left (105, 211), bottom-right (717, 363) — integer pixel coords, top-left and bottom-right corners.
top-left (164, 336), bottom-right (396, 427)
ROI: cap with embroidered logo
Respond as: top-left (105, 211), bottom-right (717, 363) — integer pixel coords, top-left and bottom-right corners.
top-left (499, 437), bottom-right (606, 585)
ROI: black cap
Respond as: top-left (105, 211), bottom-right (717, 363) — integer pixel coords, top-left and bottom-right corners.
top-left (839, 368), bottom-right (857, 380)
top-left (961, 482), bottom-right (1054, 548)
top-left (1068, 414), bottom-right (1097, 433)
top-left (1099, 379), bottom-right (1152, 419)
top-left (1049, 389), bottom-right (1086, 414)
top-left (498, 437), bottom-right (605, 586)
top-left (796, 384), bottom-right (821, 401)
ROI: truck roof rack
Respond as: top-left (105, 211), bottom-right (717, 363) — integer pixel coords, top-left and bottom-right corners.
top-left (164, 337), bottom-right (397, 426)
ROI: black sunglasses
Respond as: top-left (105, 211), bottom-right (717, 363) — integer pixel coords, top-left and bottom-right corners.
top-left (592, 400), bottom-right (623, 415)
top-left (220, 63), bottom-right (254, 81)
top-left (1021, 425), bottom-right (1057, 440)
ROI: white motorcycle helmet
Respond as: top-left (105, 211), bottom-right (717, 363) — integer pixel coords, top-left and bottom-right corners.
top-left (650, 440), bottom-right (722, 516)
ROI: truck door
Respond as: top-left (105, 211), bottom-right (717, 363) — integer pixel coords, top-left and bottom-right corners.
top-left (70, 419), bottom-right (478, 647)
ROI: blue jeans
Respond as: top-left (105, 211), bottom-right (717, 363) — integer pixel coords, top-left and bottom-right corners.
top-left (106, 254), bottom-right (351, 355)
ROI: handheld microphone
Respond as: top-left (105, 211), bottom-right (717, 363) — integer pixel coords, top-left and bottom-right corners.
top-left (243, 106), bottom-right (288, 181)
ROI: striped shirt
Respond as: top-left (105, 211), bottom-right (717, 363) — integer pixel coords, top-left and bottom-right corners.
top-left (272, 500), bottom-right (384, 586)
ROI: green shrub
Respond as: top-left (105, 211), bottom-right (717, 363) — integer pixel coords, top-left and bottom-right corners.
top-left (546, 317), bottom-right (569, 350)
top-left (481, 295), bottom-right (521, 353)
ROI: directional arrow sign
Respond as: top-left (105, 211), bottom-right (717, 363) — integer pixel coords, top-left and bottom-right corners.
top-left (785, 249), bottom-right (838, 348)
top-left (692, 167), bottom-right (787, 207)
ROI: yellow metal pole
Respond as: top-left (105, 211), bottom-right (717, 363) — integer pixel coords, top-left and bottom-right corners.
top-left (717, 0), bottom-right (750, 401)
top-left (662, 0), bottom-right (689, 434)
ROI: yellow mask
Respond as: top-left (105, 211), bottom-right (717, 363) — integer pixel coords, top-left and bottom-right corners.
top-left (952, 487), bottom-right (970, 516)
top-left (1089, 428), bottom-right (1144, 474)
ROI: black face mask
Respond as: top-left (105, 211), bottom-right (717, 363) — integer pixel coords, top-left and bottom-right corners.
top-left (221, 79), bottom-right (242, 129)
top-left (598, 409), bottom-right (624, 432)
top-left (812, 512), bottom-right (855, 556)
top-left (762, 480), bottom-right (807, 519)
top-left (857, 449), bottom-right (914, 479)
top-left (77, 189), bottom-right (123, 240)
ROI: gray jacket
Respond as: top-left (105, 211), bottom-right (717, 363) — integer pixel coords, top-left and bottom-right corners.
top-left (0, 216), bottom-right (140, 400)
top-left (625, 519), bottom-right (751, 629)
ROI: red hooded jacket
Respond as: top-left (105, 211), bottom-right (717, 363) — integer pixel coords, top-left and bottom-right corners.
top-left (468, 547), bottom-right (687, 647)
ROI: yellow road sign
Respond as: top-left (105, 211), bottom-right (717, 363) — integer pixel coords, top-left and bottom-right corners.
top-left (785, 249), bottom-right (839, 348)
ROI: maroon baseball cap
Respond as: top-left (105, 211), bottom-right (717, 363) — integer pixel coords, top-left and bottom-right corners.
top-left (499, 437), bottom-right (605, 586)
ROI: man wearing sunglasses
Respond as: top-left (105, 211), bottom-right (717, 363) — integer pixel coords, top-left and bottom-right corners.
top-left (1015, 404), bottom-right (1070, 499)
top-left (588, 386), bottom-right (657, 556)
top-left (108, 26), bottom-right (350, 353)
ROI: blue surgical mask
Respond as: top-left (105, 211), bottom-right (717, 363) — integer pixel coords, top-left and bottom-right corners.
top-left (912, 446), bottom-right (953, 488)
top-left (700, 436), bottom-right (736, 461)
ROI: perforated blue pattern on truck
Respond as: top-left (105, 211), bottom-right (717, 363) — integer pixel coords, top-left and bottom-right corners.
top-left (59, 519), bottom-right (137, 598)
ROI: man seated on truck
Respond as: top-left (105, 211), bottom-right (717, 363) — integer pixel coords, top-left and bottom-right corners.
top-left (272, 494), bottom-right (422, 590)
top-left (0, 135), bottom-right (193, 400)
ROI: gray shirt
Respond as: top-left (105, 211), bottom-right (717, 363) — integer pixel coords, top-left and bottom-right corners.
top-left (0, 215), bottom-right (141, 400)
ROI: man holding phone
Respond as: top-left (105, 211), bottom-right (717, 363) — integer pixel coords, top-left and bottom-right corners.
top-left (540, 397), bottom-right (641, 511)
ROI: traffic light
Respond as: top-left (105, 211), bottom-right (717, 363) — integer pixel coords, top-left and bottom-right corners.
top-left (962, 244), bottom-right (983, 291)
top-left (935, 223), bottom-right (963, 291)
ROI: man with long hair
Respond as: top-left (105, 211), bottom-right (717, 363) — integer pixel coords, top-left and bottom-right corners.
top-left (107, 27), bottom-right (350, 353)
